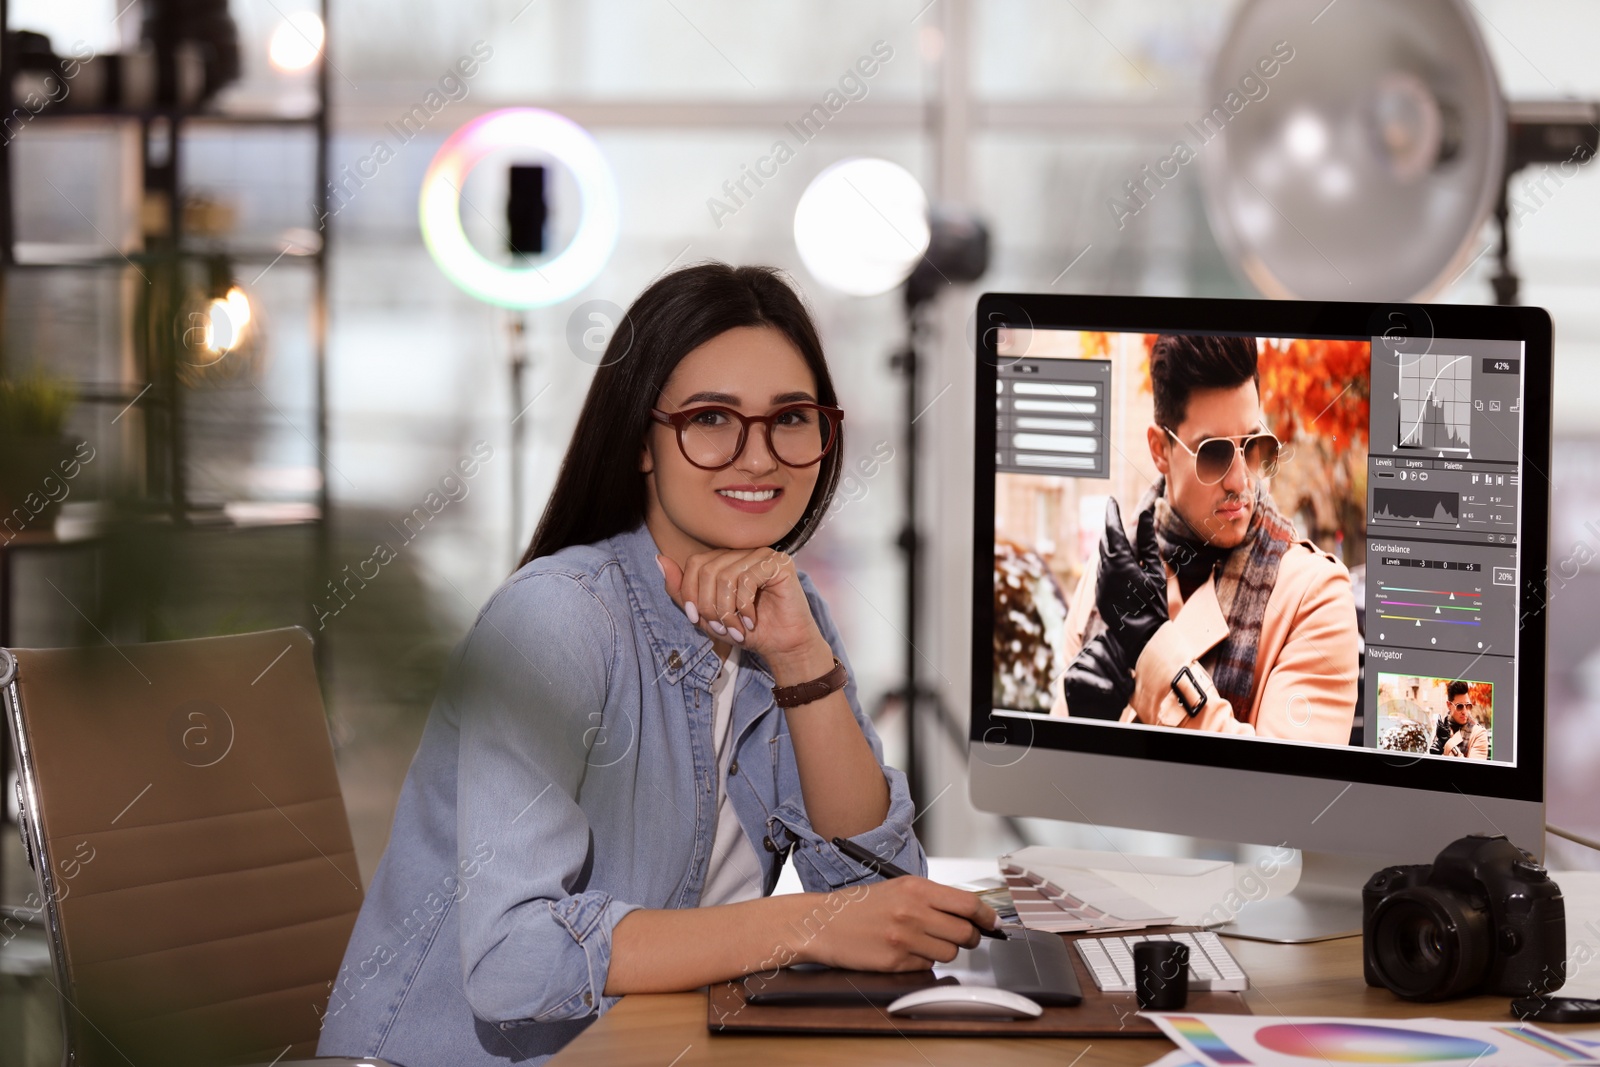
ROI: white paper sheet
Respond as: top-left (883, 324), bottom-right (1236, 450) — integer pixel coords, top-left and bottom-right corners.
top-left (1142, 1050), bottom-right (1208, 1067)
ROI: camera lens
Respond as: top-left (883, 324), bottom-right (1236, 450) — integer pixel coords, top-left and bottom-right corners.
top-left (1393, 910), bottom-right (1444, 970)
top-left (1370, 888), bottom-right (1490, 1000)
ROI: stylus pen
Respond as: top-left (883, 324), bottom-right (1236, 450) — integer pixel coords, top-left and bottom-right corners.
top-left (830, 836), bottom-right (1006, 939)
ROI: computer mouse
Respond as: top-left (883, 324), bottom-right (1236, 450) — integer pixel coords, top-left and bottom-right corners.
top-left (885, 985), bottom-right (1044, 1020)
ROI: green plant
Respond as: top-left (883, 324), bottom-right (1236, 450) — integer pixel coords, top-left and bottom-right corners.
top-left (0, 371), bottom-right (77, 439)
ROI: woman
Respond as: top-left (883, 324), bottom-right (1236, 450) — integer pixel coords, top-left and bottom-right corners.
top-left (317, 263), bottom-right (996, 1066)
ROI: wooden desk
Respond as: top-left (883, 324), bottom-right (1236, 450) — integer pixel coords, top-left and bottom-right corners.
top-left (548, 934), bottom-right (1524, 1066)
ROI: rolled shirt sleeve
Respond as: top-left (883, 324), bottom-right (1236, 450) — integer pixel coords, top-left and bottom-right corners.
top-left (452, 571), bottom-right (644, 1025)
top-left (766, 574), bottom-right (930, 890)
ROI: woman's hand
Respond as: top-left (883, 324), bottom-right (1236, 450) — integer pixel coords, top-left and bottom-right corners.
top-left (657, 548), bottom-right (822, 661)
top-left (606, 881), bottom-right (998, 996)
top-left (794, 878), bottom-right (999, 971)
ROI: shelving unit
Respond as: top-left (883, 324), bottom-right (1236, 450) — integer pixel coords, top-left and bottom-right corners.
top-left (0, 0), bottom-right (333, 904)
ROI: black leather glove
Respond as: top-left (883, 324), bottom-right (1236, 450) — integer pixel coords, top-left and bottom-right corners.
top-left (1061, 628), bottom-right (1134, 720)
top-left (1094, 497), bottom-right (1168, 664)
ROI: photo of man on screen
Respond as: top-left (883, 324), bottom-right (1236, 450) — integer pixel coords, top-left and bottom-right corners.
top-left (1430, 680), bottom-right (1490, 759)
top-left (1048, 333), bottom-right (1360, 743)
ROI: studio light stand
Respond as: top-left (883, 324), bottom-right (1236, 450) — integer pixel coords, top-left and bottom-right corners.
top-left (1200, 0), bottom-right (1600, 306)
top-left (891, 208), bottom-right (990, 818)
top-left (505, 164), bottom-right (547, 558)
top-left (1491, 100), bottom-right (1600, 305)
top-left (507, 311), bottom-right (530, 555)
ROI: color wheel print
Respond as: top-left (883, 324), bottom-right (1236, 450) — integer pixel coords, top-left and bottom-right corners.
top-left (1254, 1023), bottom-right (1495, 1063)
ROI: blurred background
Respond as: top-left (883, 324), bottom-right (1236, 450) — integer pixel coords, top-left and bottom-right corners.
top-left (2, 1), bottom-right (1599, 1054)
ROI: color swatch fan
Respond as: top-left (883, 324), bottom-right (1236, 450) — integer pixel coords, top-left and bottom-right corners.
top-left (1000, 859), bottom-right (1175, 933)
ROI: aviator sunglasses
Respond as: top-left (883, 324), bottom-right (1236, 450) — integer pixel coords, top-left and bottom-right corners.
top-left (1160, 424), bottom-right (1285, 486)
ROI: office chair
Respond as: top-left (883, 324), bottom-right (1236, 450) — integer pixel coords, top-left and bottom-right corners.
top-left (1, 627), bottom-right (394, 1067)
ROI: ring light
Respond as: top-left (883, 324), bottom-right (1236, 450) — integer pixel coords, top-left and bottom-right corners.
top-left (419, 108), bottom-right (619, 308)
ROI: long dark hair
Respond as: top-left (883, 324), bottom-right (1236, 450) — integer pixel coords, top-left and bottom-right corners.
top-left (517, 263), bottom-right (844, 569)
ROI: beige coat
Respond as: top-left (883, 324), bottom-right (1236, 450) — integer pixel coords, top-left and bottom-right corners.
top-left (1049, 535), bottom-right (1360, 744)
top-left (1435, 717), bottom-right (1490, 760)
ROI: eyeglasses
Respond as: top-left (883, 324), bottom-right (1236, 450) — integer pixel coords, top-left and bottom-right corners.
top-left (649, 402), bottom-right (843, 471)
top-left (1450, 701), bottom-right (1474, 711)
top-left (1160, 424), bottom-right (1285, 486)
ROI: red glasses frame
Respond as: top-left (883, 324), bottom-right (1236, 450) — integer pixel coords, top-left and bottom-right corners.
top-left (648, 403), bottom-right (844, 471)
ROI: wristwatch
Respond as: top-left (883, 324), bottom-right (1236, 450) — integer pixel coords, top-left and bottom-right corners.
top-left (772, 657), bottom-right (847, 708)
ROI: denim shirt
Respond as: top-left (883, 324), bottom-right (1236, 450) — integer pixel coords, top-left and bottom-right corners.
top-left (316, 519), bottom-right (928, 1067)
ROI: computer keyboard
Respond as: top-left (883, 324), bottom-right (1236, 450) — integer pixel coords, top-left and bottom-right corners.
top-left (1073, 931), bottom-right (1249, 993)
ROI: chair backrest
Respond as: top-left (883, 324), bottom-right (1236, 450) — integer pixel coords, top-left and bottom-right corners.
top-left (1, 627), bottom-right (363, 1066)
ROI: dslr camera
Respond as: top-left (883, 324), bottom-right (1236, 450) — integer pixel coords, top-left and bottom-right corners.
top-left (1363, 833), bottom-right (1565, 1001)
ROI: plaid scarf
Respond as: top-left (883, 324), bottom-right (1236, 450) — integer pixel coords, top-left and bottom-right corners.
top-left (1136, 476), bottom-right (1298, 719)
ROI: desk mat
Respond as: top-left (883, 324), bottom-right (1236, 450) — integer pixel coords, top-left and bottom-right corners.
top-left (706, 928), bottom-right (1252, 1038)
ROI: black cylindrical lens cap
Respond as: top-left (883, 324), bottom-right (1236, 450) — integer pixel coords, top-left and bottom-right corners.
top-left (1135, 940), bottom-right (1190, 1010)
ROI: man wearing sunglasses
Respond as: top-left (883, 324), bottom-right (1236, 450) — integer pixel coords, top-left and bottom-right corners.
top-left (1429, 681), bottom-right (1488, 759)
top-left (1049, 333), bottom-right (1360, 745)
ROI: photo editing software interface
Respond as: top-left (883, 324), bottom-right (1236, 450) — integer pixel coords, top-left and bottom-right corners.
top-left (990, 327), bottom-right (1526, 765)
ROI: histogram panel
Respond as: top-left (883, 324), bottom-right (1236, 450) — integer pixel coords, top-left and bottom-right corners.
top-left (1372, 488), bottom-right (1461, 525)
top-left (1398, 354), bottom-right (1472, 452)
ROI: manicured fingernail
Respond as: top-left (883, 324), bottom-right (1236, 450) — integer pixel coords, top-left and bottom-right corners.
top-left (708, 620), bottom-right (727, 635)
top-left (741, 615), bottom-right (755, 630)
top-left (729, 628), bottom-right (744, 643)
top-left (685, 601), bottom-right (699, 623)
top-left (654, 554), bottom-right (665, 578)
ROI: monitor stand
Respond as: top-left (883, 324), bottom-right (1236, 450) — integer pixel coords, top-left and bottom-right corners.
top-left (1215, 850), bottom-right (1369, 943)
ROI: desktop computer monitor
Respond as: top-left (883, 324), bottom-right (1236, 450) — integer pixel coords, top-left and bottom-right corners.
top-left (968, 293), bottom-right (1553, 942)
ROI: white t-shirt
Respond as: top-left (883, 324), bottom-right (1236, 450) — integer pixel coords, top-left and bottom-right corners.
top-left (699, 647), bottom-right (766, 907)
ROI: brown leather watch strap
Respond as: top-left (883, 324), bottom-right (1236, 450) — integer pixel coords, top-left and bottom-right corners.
top-left (772, 657), bottom-right (847, 708)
